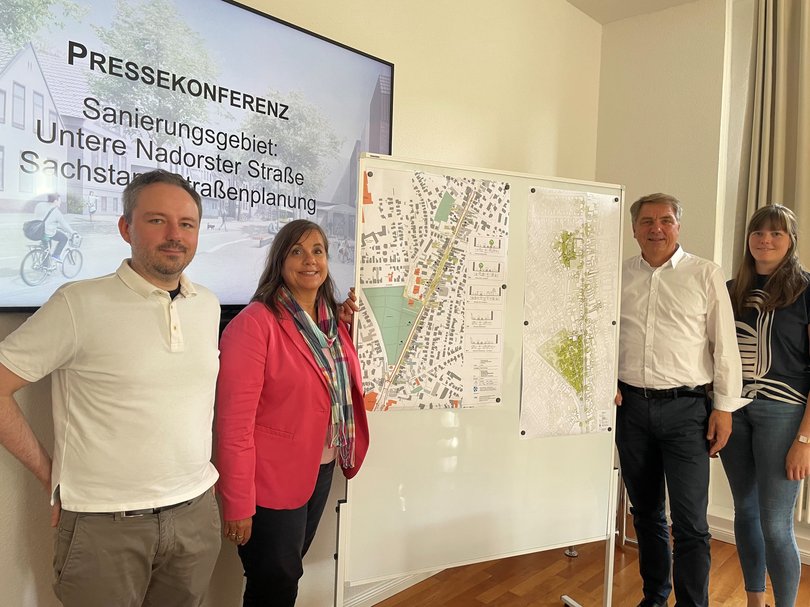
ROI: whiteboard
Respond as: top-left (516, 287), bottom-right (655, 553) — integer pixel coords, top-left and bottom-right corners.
top-left (342, 154), bottom-right (624, 585)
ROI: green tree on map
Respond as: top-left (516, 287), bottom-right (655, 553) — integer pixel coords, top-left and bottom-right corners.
top-left (91, 0), bottom-right (217, 144)
top-left (0, 0), bottom-right (83, 48)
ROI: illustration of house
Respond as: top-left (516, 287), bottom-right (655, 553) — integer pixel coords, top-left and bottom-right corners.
top-left (0, 42), bottom-right (66, 212)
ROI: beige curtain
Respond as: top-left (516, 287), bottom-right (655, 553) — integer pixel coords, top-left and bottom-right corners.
top-left (746, 0), bottom-right (810, 265)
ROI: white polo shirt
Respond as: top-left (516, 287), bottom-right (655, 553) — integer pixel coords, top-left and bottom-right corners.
top-left (0, 261), bottom-right (220, 511)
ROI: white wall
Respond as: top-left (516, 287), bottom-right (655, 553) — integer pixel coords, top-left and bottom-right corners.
top-left (245, 0), bottom-right (603, 180)
top-left (0, 313), bottom-right (58, 606)
top-left (718, 0), bottom-right (756, 275)
top-left (595, 0), bottom-right (727, 263)
top-left (0, 1), bottom-right (604, 606)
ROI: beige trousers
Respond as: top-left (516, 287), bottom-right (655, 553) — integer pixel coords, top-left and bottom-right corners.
top-left (53, 487), bottom-right (221, 607)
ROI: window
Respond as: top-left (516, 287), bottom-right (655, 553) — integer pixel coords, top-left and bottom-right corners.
top-left (19, 166), bottom-right (33, 193)
top-left (0, 146), bottom-right (5, 191)
top-left (0, 90), bottom-right (6, 124)
top-left (33, 92), bottom-right (44, 133)
top-left (12, 82), bottom-right (24, 129)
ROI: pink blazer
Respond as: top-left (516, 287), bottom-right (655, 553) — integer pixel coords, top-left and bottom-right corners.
top-left (215, 301), bottom-right (369, 521)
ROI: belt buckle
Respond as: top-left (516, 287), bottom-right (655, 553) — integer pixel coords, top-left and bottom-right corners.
top-left (120, 508), bottom-right (153, 518)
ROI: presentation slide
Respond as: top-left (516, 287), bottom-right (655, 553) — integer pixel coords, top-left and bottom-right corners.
top-left (0, 0), bottom-right (392, 308)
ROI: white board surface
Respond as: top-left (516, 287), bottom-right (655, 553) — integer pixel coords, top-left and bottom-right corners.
top-left (343, 154), bottom-right (624, 585)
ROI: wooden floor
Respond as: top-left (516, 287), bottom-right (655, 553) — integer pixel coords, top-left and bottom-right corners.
top-left (374, 539), bottom-right (810, 606)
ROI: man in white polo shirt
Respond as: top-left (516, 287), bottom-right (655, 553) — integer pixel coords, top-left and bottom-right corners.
top-left (0, 170), bottom-right (220, 607)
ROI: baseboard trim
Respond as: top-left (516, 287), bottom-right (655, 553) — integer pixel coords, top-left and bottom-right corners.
top-left (343, 571), bottom-right (438, 607)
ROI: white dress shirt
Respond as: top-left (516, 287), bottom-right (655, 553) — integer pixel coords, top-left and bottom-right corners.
top-left (619, 246), bottom-right (747, 412)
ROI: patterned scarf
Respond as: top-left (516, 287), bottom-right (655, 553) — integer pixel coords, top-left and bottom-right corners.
top-left (277, 286), bottom-right (355, 468)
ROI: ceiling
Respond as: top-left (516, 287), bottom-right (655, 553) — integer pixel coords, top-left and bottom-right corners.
top-left (567, 0), bottom-right (698, 24)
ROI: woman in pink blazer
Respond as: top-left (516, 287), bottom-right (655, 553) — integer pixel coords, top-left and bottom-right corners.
top-left (216, 219), bottom-right (369, 607)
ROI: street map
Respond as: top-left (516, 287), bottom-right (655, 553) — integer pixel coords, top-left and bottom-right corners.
top-left (356, 168), bottom-right (510, 411)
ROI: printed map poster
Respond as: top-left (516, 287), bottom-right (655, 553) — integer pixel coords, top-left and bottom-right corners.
top-left (356, 166), bottom-right (510, 411)
top-left (520, 189), bottom-right (621, 437)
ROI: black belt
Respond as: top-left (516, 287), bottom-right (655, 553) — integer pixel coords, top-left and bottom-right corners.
top-left (82, 498), bottom-right (198, 518)
top-left (619, 381), bottom-right (706, 400)
top-left (120, 499), bottom-right (194, 517)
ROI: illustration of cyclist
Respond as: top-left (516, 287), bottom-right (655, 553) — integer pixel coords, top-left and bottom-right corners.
top-left (34, 193), bottom-right (77, 262)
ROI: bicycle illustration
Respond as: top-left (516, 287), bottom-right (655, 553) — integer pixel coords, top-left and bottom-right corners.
top-left (20, 233), bottom-right (83, 286)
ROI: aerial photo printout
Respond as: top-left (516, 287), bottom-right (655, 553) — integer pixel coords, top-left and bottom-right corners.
top-left (356, 167), bottom-right (510, 411)
top-left (520, 189), bottom-right (621, 438)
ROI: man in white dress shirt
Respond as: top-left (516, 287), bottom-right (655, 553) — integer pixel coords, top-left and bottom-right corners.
top-left (616, 193), bottom-right (745, 607)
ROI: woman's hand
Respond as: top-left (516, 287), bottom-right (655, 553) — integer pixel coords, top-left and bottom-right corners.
top-left (339, 287), bottom-right (358, 325)
top-left (785, 441), bottom-right (810, 481)
top-left (224, 517), bottom-right (252, 546)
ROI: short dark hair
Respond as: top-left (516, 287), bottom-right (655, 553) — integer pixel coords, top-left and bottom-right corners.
top-left (629, 193), bottom-right (682, 224)
top-left (47, 193), bottom-right (60, 202)
top-left (252, 219), bottom-right (338, 316)
top-left (122, 169), bottom-right (201, 222)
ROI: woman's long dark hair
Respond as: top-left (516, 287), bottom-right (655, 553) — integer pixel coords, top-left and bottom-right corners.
top-left (729, 204), bottom-right (808, 316)
top-left (252, 219), bottom-right (339, 317)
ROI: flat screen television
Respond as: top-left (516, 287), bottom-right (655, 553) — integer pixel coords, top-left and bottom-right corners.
top-left (0, 0), bottom-right (393, 313)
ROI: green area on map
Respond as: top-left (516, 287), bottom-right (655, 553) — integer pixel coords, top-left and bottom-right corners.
top-left (434, 192), bottom-right (454, 222)
top-left (541, 328), bottom-right (585, 396)
top-left (553, 230), bottom-right (581, 269)
top-left (365, 286), bottom-right (424, 363)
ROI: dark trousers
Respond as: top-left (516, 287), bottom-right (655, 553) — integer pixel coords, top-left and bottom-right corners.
top-left (616, 389), bottom-right (712, 607)
top-left (51, 230), bottom-right (68, 258)
top-left (238, 460), bottom-right (335, 607)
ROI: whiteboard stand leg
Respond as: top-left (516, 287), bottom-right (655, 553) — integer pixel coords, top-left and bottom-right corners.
top-left (601, 468), bottom-right (620, 607)
top-left (560, 468), bottom-right (620, 607)
top-left (334, 497), bottom-right (349, 607)
top-left (560, 544), bottom-right (581, 604)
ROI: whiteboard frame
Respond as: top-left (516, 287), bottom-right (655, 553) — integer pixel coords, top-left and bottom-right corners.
top-left (340, 153), bottom-right (625, 600)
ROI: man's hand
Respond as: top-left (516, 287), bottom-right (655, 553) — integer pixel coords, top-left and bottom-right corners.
top-left (338, 287), bottom-right (358, 325)
top-left (51, 494), bottom-right (61, 528)
top-left (707, 410), bottom-right (732, 457)
top-left (614, 388), bottom-right (623, 406)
